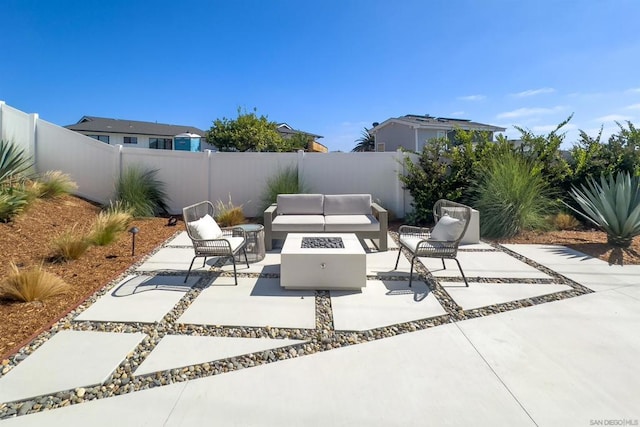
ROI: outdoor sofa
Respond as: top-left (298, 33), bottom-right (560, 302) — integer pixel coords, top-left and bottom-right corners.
top-left (264, 193), bottom-right (388, 251)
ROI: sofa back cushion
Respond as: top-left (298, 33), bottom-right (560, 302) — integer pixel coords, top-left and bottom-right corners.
top-left (277, 194), bottom-right (324, 215)
top-left (324, 194), bottom-right (372, 215)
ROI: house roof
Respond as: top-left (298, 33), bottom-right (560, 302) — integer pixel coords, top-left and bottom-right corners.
top-left (370, 114), bottom-right (506, 133)
top-left (65, 116), bottom-right (206, 137)
top-left (276, 123), bottom-right (323, 139)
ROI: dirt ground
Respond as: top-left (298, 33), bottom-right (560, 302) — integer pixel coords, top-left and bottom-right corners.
top-left (1, 196), bottom-right (639, 360)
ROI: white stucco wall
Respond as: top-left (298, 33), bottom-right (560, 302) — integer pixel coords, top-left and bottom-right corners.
top-left (374, 122), bottom-right (415, 152)
top-left (77, 132), bottom-right (178, 149)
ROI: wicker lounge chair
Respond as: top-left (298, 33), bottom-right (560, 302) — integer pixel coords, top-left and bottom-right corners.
top-left (183, 201), bottom-right (249, 285)
top-left (394, 199), bottom-right (472, 287)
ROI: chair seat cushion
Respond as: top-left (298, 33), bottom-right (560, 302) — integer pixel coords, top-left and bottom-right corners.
top-left (272, 215), bottom-right (325, 232)
top-left (188, 214), bottom-right (223, 240)
top-left (224, 236), bottom-right (246, 252)
top-left (399, 235), bottom-right (451, 254)
top-left (196, 236), bottom-right (245, 254)
top-left (324, 214), bottom-right (379, 232)
top-left (430, 214), bottom-right (465, 241)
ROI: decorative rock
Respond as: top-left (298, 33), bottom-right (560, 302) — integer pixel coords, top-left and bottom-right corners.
top-left (18, 401), bottom-right (34, 416)
top-left (0, 232), bottom-right (595, 421)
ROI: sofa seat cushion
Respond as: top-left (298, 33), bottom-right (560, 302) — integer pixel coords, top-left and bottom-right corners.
top-left (324, 214), bottom-right (379, 232)
top-left (277, 194), bottom-right (324, 215)
top-left (272, 215), bottom-right (325, 232)
top-left (324, 194), bottom-right (372, 215)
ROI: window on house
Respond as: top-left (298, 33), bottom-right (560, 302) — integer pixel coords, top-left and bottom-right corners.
top-left (149, 138), bottom-right (173, 150)
top-left (88, 135), bottom-right (109, 143)
top-left (377, 142), bottom-right (386, 152)
top-left (123, 136), bottom-right (138, 144)
top-left (436, 131), bottom-right (446, 139)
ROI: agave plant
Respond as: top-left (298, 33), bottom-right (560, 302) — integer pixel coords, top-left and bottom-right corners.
top-left (568, 171), bottom-right (640, 248)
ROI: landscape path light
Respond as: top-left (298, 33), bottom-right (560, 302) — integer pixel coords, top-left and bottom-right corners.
top-left (129, 226), bottom-right (140, 256)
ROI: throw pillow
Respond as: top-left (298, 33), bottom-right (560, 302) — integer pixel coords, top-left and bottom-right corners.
top-left (188, 214), bottom-right (223, 240)
top-left (430, 214), bottom-right (465, 241)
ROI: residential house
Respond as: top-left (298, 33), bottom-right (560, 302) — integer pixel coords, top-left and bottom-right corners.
top-left (65, 116), bottom-right (210, 151)
top-left (369, 114), bottom-right (506, 152)
top-left (277, 123), bottom-right (328, 153)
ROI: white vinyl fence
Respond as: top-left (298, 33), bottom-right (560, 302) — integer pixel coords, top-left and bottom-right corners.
top-left (0, 101), bottom-right (414, 218)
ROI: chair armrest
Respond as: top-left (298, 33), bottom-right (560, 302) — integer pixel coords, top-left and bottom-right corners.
top-left (398, 225), bottom-right (431, 237)
top-left (222, 227), bottom-right (247, 239)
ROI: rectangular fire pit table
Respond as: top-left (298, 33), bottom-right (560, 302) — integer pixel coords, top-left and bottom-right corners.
top-left (280, 233), bottom-right (366, 290)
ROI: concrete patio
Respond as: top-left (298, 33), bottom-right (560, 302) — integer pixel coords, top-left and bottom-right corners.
top-left (1, 231), bottom-right (639, 426)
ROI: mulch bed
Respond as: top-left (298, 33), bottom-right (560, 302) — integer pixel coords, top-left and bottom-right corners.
top-left (0, 195), bottom-right (179, 359)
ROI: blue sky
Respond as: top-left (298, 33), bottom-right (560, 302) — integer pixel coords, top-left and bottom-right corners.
top-left (2, 0), bottom-right (640, 151)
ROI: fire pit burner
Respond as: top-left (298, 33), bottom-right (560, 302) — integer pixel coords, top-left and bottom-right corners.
top-left (301, 237), bottom-right (345, 249)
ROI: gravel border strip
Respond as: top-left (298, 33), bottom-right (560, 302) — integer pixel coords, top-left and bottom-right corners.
top-left (0, 233), bottom-right (596, 419)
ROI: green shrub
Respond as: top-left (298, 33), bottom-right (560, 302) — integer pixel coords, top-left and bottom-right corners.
top-left (514, 116), bottom-right (573, 194)
top-left (399, 139), bottom-right (451, 224)
top-left (0, 263), bottom-right (69, 302)
top-left (568, 171), bottom-right (640, 248)
top-left (37, 170), bottom-right (78, 198)
top-left (472, 151), bottom-right (557, 238)
top-left (399, 130), bottom-right (510, 224)
top-left (116, 166), bottom-right (169, 217)
top-left (566, 122), bottom-right (640, 201)
top-left (259, 166), bottom-right (308, 214)
top-left (214, 194), bottom-right (246, 227)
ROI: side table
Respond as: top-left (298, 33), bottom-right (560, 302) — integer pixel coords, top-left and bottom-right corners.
top-left (234, 223), bottom-right (265, 263)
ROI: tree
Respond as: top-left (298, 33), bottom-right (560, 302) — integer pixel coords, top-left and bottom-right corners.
top-left (352, 128), bottom-right (375, 152)
top-left (514, 114), bottom-right (573, 193)
top-left (206, 108), bottom-right (285, 152)
top-left (282, 132), bottom-right (314, 152)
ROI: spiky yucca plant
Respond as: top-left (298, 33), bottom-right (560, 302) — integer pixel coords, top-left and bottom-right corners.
top-left (1, 263), bottom-right (68, 302)
top-left (568, 171), bottom-right (640, 248)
